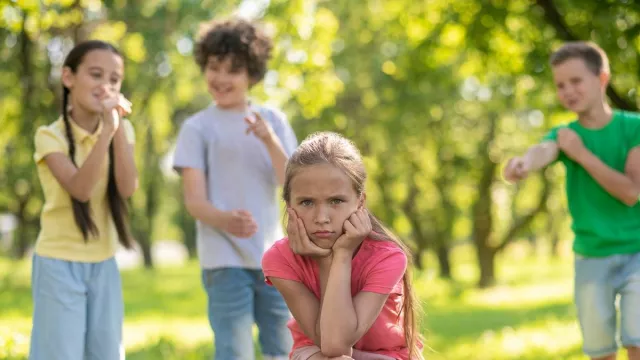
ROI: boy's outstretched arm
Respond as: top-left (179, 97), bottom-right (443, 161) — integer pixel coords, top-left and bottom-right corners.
top-left (522, 141), bottom-right (559, 172)
top-left (557, 129), bottom-right (640, 206)
top-left (503, 141), bottom-right (558, 182)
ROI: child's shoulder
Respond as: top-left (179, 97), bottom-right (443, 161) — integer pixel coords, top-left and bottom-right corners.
top-left (34, 117), bottom-right (66, 141)
top-left (253, 103), bottom-right (289, 125)
top-left (262, 237), bottom-right (304, 270)
top-left (183, 106), bottom-right (215, 127)
top-left (264, 237), bottom-right (294, 258)
top-left (360, 238), bottom-right (407, 262)
top-left (616, 109), bottom-right (640, 124)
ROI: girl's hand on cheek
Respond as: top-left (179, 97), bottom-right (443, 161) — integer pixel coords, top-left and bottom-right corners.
top-left (332, 208), bottom-right (371, 256)
top-left (287, 208), bottom-right (332, 258)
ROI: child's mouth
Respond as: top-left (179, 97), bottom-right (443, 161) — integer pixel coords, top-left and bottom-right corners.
top-left (213, 85), bottom-right (233, 95)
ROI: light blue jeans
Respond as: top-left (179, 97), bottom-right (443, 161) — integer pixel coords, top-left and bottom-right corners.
top-left (575, 252), bottom-right (640, 358)
top-left (29, 254), bottom-right (124, 360)
top-left (201, 267), bottom-right (292, 360)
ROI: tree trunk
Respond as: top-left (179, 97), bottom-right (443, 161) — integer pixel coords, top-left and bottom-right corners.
top-left (471, 114), bottom-right (498, 288)
top-left (12, 200), bottom-right (31, 259)
top-left (436, 244), bottom-right (452, 279)
top-left (11, 14), bottom-right (36, 259)
top-left (139, 126), bottom-right (160, 269)
top-left (178, 206), bottom-right (197, 259)
top-left (477, 246), bottom-right (496, 288)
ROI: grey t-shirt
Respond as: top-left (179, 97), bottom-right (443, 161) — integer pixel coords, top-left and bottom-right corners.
top-left (172, 103), bottom-right (298, 269)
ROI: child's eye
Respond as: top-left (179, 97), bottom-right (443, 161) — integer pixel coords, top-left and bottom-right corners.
top-left (330, 199), bottom-right (344, 205)
top-left (300, 200), bottom-right (313, 206)
top-left (91, 73), bottom-right (102, 79)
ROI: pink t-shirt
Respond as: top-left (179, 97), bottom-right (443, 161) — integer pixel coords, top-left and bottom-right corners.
top-left (262, 237), bottom-right (417, 360)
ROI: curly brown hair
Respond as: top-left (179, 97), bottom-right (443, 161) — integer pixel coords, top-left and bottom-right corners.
top-left (194, 18), bottom-right (273, 83)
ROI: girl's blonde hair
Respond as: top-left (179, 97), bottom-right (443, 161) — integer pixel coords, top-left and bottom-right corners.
top-left (282, 132), bottom-right (422, 358)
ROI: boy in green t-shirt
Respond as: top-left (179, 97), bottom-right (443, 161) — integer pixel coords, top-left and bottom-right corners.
top-left (504, 42), bottom-right (640, 360)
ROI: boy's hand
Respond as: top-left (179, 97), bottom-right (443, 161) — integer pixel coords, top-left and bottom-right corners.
top-left (503, 156), bottom-right (531, 182)
top-left (245, 111), bottom-right (276, 144)
top-left (332, 208), bottom-right (371, 256)
top-left (222, 210), bottom-right (257, 238)
top-left (557, 128), bottom-right (588, 162)
top-left (287, 208), bottom-right (332, 257)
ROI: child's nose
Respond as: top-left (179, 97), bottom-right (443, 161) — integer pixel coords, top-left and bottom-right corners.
top-left (314, 207), bottom-right (330, 224)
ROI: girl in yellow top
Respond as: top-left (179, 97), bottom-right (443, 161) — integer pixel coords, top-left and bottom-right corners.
top-left (30, 40), bottom-right (137, 360)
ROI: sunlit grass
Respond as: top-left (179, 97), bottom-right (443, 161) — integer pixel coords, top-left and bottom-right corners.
top-left (0, 241), bottom-right (613, 359)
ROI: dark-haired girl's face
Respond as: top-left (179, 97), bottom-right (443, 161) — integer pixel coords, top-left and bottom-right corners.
top-left (289, 164), bottom-right (364, 249)
top-left (62, 49), bottom-right (124, 115)
top-left (205, 56), bottom-right (251, 111)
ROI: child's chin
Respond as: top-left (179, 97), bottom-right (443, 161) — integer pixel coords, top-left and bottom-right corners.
top-left (311, 238), bottom-right (335, 250)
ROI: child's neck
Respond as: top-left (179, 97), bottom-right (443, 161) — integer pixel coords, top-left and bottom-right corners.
top-left (577, 102), bottom-right (613, 129)
top-left (69, 100), bottom-right (101, 134)
top-left (216, 98), bottom-right (251, 113)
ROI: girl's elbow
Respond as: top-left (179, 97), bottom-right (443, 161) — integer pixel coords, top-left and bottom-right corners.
top-left (320, 346), bottom-right (352, 358)
top-left (320, 339), bottom-right (352, 358)
top-left (118, 183), bottom-right (138, 199)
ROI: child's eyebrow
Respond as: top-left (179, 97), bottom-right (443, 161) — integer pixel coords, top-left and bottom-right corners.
top-left (293, 195), bottom-right (313, 200)
top-left (87, 66), bottom-right (104, 72)
top-left (293, 194), bottom-right (350, 200)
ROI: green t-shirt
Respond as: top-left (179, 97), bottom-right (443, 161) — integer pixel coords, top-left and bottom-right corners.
top-left (543, 110), bottom-right (640, 257)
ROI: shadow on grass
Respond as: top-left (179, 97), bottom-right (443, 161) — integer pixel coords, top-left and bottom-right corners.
top-left (425, 299), bottom-right (575, 343)
top-left (125, 337), bottom-right (266, 360)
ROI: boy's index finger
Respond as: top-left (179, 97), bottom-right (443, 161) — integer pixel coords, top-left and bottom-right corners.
top-left (244, 116), bottom-right (256, 125)
top-left (252, 111), bottom-right (264, 122)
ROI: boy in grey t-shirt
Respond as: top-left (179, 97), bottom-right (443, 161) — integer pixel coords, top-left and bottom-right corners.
top-left (173, 18), bottom-right (297, 360)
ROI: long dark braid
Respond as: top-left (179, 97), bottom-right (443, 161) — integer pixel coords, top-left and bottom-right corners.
top-left (61, 40), bottom-right (134, 249)
top-left (62, 87), bottom-right (98, 239)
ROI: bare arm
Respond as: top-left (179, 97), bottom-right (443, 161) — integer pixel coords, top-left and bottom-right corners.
top-left (575, 146), bottom-right (640, 206)
top-left (319, 251), bottom-right (389, 357)
top-left (523, 141), bottom-right (559, 172)
top-left (269, 277), bottom-right (322, 345)
top-left (112, 123), bottom-right (138, 198)
top-left (181, 167), bottom-right (227, 228)
top-left (44, 131), bottom-right (113, 202)
top-left (263, 136), bottom-right (288, 186)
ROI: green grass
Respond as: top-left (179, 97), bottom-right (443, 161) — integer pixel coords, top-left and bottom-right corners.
top-left (0, 241), bottom-right (610, 359)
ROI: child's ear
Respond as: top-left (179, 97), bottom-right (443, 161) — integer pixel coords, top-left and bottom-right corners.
top-left (61, 67), bottom-right (75, 89)
top-left (599, 70), bottom-right (610, 89)
top-left (358, 193), bottom-right (366, 209)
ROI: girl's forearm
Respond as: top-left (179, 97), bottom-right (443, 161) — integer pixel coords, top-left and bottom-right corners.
top-left (319, 251), bottom-right (357, 357)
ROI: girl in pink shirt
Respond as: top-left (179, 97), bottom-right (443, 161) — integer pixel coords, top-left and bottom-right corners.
top-left (262, 132), bottom-right (423, 360)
